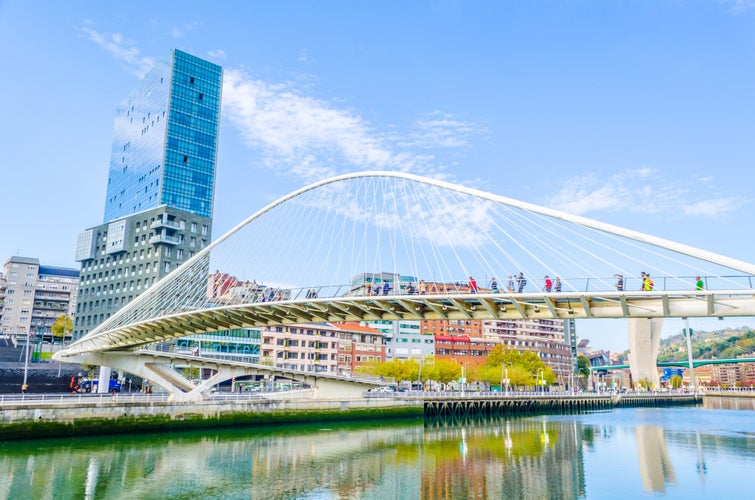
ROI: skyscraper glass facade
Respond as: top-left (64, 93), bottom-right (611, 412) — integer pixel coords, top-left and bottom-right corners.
top-left (74, 49), bottom-right (221, 341)
top-left (103, 49), bottom-right (222, 223)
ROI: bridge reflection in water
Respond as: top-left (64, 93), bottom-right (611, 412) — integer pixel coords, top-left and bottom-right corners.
top-left (1, 407), bottom-right (746, 498)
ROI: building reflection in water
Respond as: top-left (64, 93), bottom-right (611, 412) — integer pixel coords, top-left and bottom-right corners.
top-left (420, 416), bottom-right (586, 498)
top-left (0, 417), bottom-right (589, 499)
top-left (635, 426), bottom-right (676, 493)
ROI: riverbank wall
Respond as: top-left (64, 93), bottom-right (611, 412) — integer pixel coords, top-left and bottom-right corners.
top-left (0, 393), bottom-right (703, 441)
top-left (702, 391), bottom-right (755, 410)
top-left (0, 396), bottom-right (423, 441)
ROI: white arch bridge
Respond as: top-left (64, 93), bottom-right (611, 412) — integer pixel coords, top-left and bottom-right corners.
top-left (56, 171), bottom-right (755, 401)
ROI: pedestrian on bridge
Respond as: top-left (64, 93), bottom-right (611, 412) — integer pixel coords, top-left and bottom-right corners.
top-left (468, 276), bottom-right (479, 293)
top-left (517, 272), bottom-right (527, 293)
top-left (554, 277), bottom-right (562, 292)
top-left (615, 274), bottom-right (624, 291)
top-left (383, 281), bottom-right (391, 295)
top-left (490, 277), bottom-right (498, 293)
top-left (543, 275), bottom-right (553, 292)
top-left (642, 272), bottom-right (654, 291)
top-left (696, 276), bottom-right (704, 290)
top-left (506, 275), bottom-right (515, 293)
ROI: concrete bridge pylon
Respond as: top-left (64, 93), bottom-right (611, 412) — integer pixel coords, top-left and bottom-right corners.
top-left (627, 318), bottom-right (663, 389)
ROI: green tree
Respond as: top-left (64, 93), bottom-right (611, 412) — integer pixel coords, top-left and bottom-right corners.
top-left (669, 374), bottom-right (683, 389)
top-left (432, 359), bottom-right (462, 385)
top-left (50, 315), bottom-right (73, 343)
top-left (483, 346), bottom-right (556, 389)
top-left (374, 359), bottom-right (419, 384)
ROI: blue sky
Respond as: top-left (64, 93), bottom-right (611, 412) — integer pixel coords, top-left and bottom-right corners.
top-left (1, 1), bottom-right (754, 351)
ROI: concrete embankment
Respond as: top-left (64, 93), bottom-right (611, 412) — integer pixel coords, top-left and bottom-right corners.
top-left (702, 391), bottom-right (755, 410)
top-left (0, 393), bottom-right (701, 441)
top-left (0, 396), bottom-right (423, 441)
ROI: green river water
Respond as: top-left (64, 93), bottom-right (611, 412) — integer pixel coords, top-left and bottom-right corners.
top-left (1, 401), bottom-right (753, 499)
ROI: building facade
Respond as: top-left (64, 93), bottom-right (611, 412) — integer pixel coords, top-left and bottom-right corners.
top-left (360, 319), bottom-right (434, 361)
top-left (260, 323), bottom-right (385, 375)
top-left (73, 49), bottom-right (222, 340)
top-left (426, 318), bottom-right (575, 382)
top-left (0, 256), bottom-right (79, 341)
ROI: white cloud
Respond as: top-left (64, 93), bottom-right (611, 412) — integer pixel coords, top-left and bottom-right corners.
top-left (548, 168), bottom-right (749, 218)
top-left (222, 68), bottom-right (396, 182)
top-left (208, 49), bottom-right (227, 60)
top-left (717, 0), bottom-right (755, 13)
top-left (682, 197), bottom-right (747, 216)
top-left (81, 29), bottom-right (485, 184)
top-left (297, 50), bottom-right (315, 64)
top-left (170, 22), bottom-right (199, 38)
top-left (79, 27), bottom-right (155, 78)
top-left (401, 112), bottom-right (484, 149)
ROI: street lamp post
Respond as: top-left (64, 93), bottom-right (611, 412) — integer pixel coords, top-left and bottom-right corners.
top-left (22, 327), bottom-right (39, 393)
top-left (536, 368), bottom-right (544, 395)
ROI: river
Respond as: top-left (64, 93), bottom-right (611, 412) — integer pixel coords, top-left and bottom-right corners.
top-left (0, 403), bottom-right (753, 499)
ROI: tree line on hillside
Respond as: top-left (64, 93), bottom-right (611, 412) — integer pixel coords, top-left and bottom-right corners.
top-left (658, 329), bottom-right (755, 362)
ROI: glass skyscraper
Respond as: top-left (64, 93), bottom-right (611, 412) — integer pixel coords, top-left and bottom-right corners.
top-left (103, 49), bottom-right (222, 222)
top-left (73, 50), bottom-right (222, 341)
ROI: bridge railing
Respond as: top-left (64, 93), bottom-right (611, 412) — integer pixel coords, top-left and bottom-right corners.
top-left (202, 274), bottom-right (755, 309)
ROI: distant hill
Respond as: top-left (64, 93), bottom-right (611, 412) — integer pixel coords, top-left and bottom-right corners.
top-left (657, 326), bottom-right (755, 362)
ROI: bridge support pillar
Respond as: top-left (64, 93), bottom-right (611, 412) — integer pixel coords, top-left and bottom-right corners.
top-left (628, 318), bottom-right (662, 389)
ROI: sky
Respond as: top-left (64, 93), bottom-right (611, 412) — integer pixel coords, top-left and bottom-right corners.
top-left (1, 0), bottom-right (754, 352)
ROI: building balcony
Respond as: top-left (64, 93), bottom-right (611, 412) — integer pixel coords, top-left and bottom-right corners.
top-left (33, 303), bottom-right (68, 311)
top-left (151, 218), bottom-right (182, 230)
top-left (149, 234), bottom-right (180, 245)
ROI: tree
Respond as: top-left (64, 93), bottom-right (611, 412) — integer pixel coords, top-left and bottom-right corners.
top-left (430, 359), bottom-right (462, 385)
top-left (483, 346), bottom-right (557, 389)
top-left (50, 315), bottom-right (73, 344)
top-left (374, 359), bottom-right (419, 384)
top-left (669, 374), bottom-right (683, 389)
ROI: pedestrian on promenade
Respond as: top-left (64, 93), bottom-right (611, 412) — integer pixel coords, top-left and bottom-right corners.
top-left (383, 281), bottom-right (390, 295)
top-left (543, 275), bottom-right (553, 292)
top-left (507, 275), bottom-right (515, 293)
top-left (419, 280), bottom-right (427, 295)
top-left (468, 276), bottom-right (479, 293)
top-left (695, 276), bottom-right (704, 290)
top-left (490, 277), bottom-right (498, 293)
top-left (554, 277), bottom-right (562, 292)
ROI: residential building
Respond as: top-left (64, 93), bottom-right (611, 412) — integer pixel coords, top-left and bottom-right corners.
top-left (333, 322), bottom-right (387, 375)
top-left (711, 363), bottom-right (741, 388)
top-left (260, 323), bottom-right (384, 375)
top-left (426, 317), bottom-right (575, 382)
top-left (73, 49), bottom-right (222, 340)
top-left (0, 256), bottom-right (79, 341)
top-left (421, 319), bottom-right (483, 337)
top-left (360, 319), bottom-right (434, 361)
